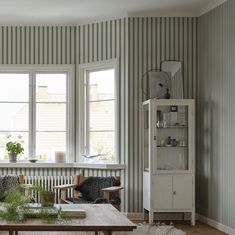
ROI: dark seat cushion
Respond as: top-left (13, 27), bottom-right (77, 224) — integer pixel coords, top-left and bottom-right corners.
top-left (67, 197), bottom-right (93, 204)
top-left (75, 176), bottom-right (119, 202)
top-left (0, 174), bottom-right (19, 200)
top-left (67, 197), bottom-right (107, 204)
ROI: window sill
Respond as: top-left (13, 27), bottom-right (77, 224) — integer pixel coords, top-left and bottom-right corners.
top-left (0, 162), bottom-right (125, 170)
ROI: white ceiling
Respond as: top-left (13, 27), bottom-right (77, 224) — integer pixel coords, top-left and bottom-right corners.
top-left (0, 0), bottom-right (226, 25)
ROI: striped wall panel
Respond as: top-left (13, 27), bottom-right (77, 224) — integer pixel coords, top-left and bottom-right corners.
top-left (0, 26), bottom-right (76, 64)
top-left (127, 17), bottom-right (198, 212)
top-left (231, 0), bottom-right (235, 229)
top-left (198, 0), bottom-right (234, 229)
top-left (76, 19), bottom-right (129, 211)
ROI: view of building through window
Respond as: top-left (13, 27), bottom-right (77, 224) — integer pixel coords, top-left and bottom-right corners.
top-left (0, 73), bottom-right (29, 160)
top-left (36, 74), bottom-right (67, 161)
top-left (0, 67), bottom-right (116, 163)
top-left (0, 72), bottom-right (67, 161)
top-left (87, 69), bottom-right (116, 162)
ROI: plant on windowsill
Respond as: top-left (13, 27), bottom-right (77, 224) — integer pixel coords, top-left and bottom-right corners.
top-left (6, 135), bottom-right (24, 163)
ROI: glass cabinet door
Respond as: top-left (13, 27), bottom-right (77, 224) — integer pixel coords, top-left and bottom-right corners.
top-left (143, 104), bottom-right (150, 172)
top-left (155, 104), bottom-right (189, 172)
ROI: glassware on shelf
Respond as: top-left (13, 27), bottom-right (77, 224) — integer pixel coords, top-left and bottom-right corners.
top-left (178, 153), bottom-right (184, 170)
top-left (157, 121), bottom-right (187, 128)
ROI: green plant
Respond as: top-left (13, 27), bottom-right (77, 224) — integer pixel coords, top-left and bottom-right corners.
top-left (6, 141), bottom-right (24, 155)
top-left (0, 188), bottom-right (58, 224)
top-left (32, 181), bottom-right (55, 207)
top-left (39, 208), bottom-right (58, 223)
top-left (0, 189), bottom-right (30, 223)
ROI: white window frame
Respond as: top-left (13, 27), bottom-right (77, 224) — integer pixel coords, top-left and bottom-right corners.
top-left (0, 65), bottom-right (75, 163)
top-left (77, 59), bottom-right (119, 163)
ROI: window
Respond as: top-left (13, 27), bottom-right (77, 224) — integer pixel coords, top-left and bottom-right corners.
top-left (79, 60), bottom-right (118, 163)
top-left (0, 73), bottom-right (29, 160)
top-left (0, 66), bottom-right (74, 162)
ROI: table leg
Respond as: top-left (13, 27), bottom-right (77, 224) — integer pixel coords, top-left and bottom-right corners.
top-left (15, 231), bottom-right (18, 235)
top-left (103, 232), bottom-right (112, 235)
top-left (9, 231), bottom-right (13, 235)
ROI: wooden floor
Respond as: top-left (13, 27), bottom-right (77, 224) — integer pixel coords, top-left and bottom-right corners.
top-left (0, 221), bottom-right (227, 235)
top-left (175, 221), bottom-right (227, 235)
top-left (133, 220), bottom-right (227, 235)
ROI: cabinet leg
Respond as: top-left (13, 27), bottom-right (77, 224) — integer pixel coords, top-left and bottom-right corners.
top-left (149, 211), bottom-right (154, 224)
top-left (191, 212), bottom-right (195, 226)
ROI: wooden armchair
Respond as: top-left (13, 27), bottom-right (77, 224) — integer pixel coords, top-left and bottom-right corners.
top-left (54, 175), bottom-right (123, 210)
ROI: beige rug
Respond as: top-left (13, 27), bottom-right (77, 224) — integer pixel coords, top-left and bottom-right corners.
top-left (0, 224), bottom-right (186, 235)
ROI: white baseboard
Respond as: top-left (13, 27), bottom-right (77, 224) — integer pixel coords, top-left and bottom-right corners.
top-left (197, 214), bottom-right (235, 235)
top-left (125, 213), bottom-right (142, 221)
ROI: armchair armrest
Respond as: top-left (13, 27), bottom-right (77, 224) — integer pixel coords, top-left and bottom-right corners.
top-left (54, 184), bottom-right (77, 190)
top-left (102, 186), bottom-right (123, 210)
top-left (54, 184), bottom-right (77, 204)
top-left (20, 184), bottom-right (33, 189)
top-left (102, 186), bottom-right (123, 192)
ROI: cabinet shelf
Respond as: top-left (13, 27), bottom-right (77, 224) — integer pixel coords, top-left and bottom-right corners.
top-left (157, 126), bottom-right (188, 129)
top-left (157, 146), bottom-right (188, 148)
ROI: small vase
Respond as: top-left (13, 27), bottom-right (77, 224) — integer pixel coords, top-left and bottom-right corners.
top-left (40, 191), bottom-right (55, 207)
top-left (8, 153), bottom-right (17, 163)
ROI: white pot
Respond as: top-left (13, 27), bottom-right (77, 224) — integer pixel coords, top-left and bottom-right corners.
top-left (8, 153), bottom-right (17, 163)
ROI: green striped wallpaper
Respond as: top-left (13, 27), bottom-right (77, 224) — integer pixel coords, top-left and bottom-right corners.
top-left (0, 26), bottom-right (76, 64)
top-left (0, 17), bottom-right (197, 213)
top-left (198, 0), bottom-right (235, 230)
top-left (128, 17), bottom-right (197, 212)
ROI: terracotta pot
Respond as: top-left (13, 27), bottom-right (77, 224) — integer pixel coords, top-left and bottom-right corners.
top-left (8, 153), bottom-right (17, 163)
top-left (40, 191), bottom-right (55, 207)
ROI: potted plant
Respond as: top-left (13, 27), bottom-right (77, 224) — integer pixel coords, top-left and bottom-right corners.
top-left (33, 182), bottom-right (55, 207)
top-left (6, 135), bottom-right (24, 163)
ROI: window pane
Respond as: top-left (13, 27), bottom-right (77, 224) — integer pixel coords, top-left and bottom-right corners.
top-left (89, 101), bottom-right (114, 131)
top-left (36, 104), bottom-right (66, 131)
top-left (89, 69), bottom-right (114, 101)
top-left (89, 131), bottom-right (115, 162)
top-left (36, 74), bottom-right (66, 102)
top-left (0, 132), bottom-right (28, 160)
top-left (36, 132), bottom-right (66, 161)
top-left (0, 74), bottom-right (29, 102)
top-left (0, 103), bottom-right (29, 131)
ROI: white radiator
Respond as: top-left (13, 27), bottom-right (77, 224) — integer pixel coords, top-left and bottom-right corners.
top-left (24, 176), bottom-right (74, 203)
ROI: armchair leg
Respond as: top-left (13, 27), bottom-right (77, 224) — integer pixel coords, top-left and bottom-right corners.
top-left (103, 191), bottom-right (110, 202)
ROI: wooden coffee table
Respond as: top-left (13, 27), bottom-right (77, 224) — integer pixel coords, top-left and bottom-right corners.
top-left (0, 204), bottom-right (136, 235)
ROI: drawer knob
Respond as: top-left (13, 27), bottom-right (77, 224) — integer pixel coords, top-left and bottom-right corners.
top-left (173, 191), bottom-right (176, 195)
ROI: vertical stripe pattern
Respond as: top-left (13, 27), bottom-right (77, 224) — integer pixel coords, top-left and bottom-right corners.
top-left (198, 0), bottom-right (234, 229)
top-left (0, 26), bottom-right (76, 64)
top-left (0, 17), bottom-right (197, 213)
top-left (128, 17), bottom-right (197, 212)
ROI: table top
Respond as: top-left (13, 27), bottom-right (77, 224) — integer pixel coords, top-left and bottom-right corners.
top-left (0, 204), bottom-right (137, 232)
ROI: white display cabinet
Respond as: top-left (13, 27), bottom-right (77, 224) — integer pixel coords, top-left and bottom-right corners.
top-left (142, 99), bottom-right (195, 225)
